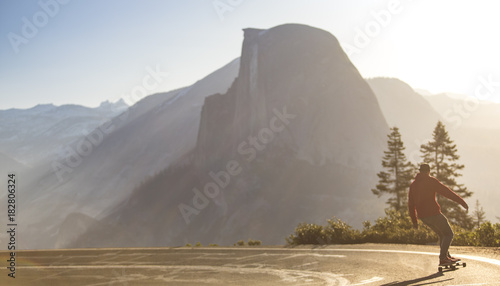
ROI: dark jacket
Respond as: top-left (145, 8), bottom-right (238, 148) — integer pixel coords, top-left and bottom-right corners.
top-left (408, 173), bottom-right (467, 225)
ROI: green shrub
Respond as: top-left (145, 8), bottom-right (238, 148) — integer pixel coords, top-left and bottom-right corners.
top-left (195, 242), bottom-right (202, 247)
top-left (209, 243), bottom-right (219, 247)
top-left (185, 243), bottom-right (192, 247)
top-left (477, 222), bottom-right (497, 246)
top-left (285, 211), bottom-right (500, 247)
top-left (248, 239), bottom-right (262, 246)
top-left (325, 217), bottom-right (362, 244)
top-left (494, 223), bottom-right (500, 246)
top-left (453, 224), bottom-right (478, 246)
top-left (361, 209), bottom-right (437, 244)
top-left (286, 222), bottom-right (327, 245)
top-left (452, 222), bottom-right (500, 247)
top-left (235, 240), bottom-right (245, 246)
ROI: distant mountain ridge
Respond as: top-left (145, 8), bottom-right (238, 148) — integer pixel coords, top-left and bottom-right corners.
top-left (0, 99), bottom-right (129, 166)
top-left (366, 77), bottom-right (441, 157)
top-left (422, 92), bottom-right (500, 130)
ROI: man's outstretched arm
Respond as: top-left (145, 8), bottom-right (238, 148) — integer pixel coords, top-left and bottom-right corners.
top-left (434, 178), bottom-right (469, 211)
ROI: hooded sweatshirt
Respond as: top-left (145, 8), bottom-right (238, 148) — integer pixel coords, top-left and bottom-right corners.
top-left (408, 173), bottom-right (467, 225)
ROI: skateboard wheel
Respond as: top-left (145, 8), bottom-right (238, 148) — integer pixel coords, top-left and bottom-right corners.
top-left (438, 267), bottom-right (443, 272)
top-left (463, 262), bottom-right (467, 267)
top-left (451, 265), bottom-right (456, 270)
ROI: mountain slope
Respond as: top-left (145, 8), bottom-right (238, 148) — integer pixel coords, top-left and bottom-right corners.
top-left (73, 24), bottom-right (390, 248)
top-left (366, 77), bottom-right (442, 157)
top-left (423, 92), bottom-right (500, 130)
top-left (0, 152), bottom-right (27, 177)
top-left (18, 58), bottom-right (240, 249)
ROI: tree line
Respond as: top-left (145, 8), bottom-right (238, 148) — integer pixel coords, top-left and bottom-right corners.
top-left (286, 121), bottom-right (500, 246)
top-left (372, 121), bottom-right (473, 229)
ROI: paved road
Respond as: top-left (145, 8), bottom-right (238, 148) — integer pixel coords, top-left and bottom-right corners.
top-left (1, 244), bottom-right (500, 285)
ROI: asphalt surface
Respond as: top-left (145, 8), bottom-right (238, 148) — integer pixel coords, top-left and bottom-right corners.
top-left (1, 244), bottom-right (500, 285)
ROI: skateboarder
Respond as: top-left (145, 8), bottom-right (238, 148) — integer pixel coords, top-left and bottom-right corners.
top-left (408, 164), bottom-right (469, 266)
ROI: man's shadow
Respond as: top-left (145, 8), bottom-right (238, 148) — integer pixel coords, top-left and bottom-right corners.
top-left (380, 272), bottom-right (453, 286)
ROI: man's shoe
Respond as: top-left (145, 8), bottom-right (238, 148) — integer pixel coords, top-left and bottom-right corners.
top-left (448, 256), bottom-right (461, 262)
top-left (439, 257), bottom-right (454, 266)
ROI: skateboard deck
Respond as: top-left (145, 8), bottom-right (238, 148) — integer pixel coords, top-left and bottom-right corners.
top-left (438, 261), bottom-right (466, 272)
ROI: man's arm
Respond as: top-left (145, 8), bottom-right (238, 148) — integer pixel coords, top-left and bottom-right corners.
top-left (408, 186), bottom-right (418, 228)
top-left (433, 178), bottom-right (469, 210)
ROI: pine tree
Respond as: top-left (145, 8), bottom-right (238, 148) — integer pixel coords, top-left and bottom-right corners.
top-left (473, 200), bottom-right (486, 229)
top-left (420, 121), bottom-right (473, 228)
top-left (372, 127), bottom-right (415, 213)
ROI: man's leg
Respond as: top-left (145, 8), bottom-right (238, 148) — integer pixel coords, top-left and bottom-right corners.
top-left (435, 214), bottom-right (454, 260)
top-left (421, 216), bottom-right (445, 259)
top-left (421, 214), bottom-right (454, 261)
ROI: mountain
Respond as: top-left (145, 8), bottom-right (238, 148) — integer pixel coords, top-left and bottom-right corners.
top-left (0, 100), bottom-right (129, 166)
top-left (71, 24), bottom-right (390, 248)
top-left (414, 88), bottom-right (433, 97)
top-left (0, 152), bottom-right (27, 177)
top-left (18, 58), bottom-right (240, 249)
top-left (422, 92), bottom-right (500, 130)
top-left (366, 77), bottom-right (442, 157)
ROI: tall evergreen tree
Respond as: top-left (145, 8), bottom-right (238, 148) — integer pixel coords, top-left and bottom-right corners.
top-left (372, 127), bottom-right (415, 212)
top-left (420, 121), bottom-right (473, 228)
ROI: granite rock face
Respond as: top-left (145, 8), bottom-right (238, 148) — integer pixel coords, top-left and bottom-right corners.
top-left (72, 24), bottom-right (390, 247)
top-left (196, 24), bottom-right (388, 170)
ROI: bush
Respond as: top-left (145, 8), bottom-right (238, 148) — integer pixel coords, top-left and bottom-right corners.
top-left (361, 209), bottom-right (437, 244)
top-left (326, 218), bottom-right (362, 244)
top-left (453, 224), bottom-right (478, 246)
top-left (286, 218), bottom-right (363, 245)
top-left (235, 240), bottom-right (245, 246)
top-left (477, 222), bottom-right (498, 246)
top-left (494, 223), bottom-right (500, 246)
top-left (185, 243), bottom-right (192, 247)
top-left (209, 243), bottom-right (219, 247)
top-left (453, 222), bottom-right (500, 247)
top-left (195, 242), bottom-right (202, 247)
top-left (285, 211), bottom-right (500, 247)
top-left (248, 239), bottom-right (262, 246)
top-left (286, 223), bottom-right (327, 245)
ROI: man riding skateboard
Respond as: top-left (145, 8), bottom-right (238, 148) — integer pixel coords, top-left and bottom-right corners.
top-left (408, 164), bottom-right (469, 266)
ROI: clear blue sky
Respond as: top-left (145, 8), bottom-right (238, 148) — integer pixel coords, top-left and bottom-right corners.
top-left (2, 0), bottom-right (500, 109)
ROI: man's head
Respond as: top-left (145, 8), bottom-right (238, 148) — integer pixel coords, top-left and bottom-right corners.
top-left (419, 164), bottom-right (430, 175)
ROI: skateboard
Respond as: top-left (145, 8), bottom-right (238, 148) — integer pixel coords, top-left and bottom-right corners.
top-left (438, 261), bottom-right (466, 272)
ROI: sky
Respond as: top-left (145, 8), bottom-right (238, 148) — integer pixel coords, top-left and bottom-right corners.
top-left (1, 0), bottom-right (500, 109)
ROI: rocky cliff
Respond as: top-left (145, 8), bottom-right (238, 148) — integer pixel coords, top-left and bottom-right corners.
top-left (71, 24), bottom-right (390, 247)
top-left (196, 24), bottom-right (388, 170)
